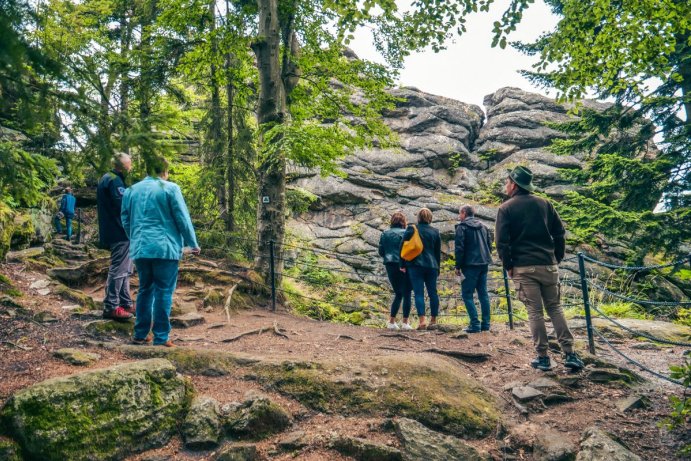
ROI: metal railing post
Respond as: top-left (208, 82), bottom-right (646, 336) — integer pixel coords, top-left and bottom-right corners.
top-left (503, 268), bottom-right (514, 330)
top-left (269, 240), bottom-right (276, 312)
top-left (578, 252), bottom-right (596, 354)
top-left (76, 208), bottom-right (82, 244)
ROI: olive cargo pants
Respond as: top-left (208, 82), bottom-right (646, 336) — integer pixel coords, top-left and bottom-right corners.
top-left (513, 265), bottom-right (574, 356)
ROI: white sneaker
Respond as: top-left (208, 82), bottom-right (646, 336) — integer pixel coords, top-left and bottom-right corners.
top-left (400, 323), bottom-right (414, 331)
top-left (386, 322), bottom-right (400, 330)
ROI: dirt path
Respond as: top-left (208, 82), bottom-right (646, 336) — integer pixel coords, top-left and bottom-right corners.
top-left (1, 264), bottom-right (689, 460)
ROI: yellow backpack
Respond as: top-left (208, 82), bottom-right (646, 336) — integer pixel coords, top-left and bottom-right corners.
top-left (400, 225), bottom-right (424, 261)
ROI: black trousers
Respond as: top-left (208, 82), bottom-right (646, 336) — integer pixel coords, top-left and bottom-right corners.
top-left (385, 263), bottom-right (412, 318)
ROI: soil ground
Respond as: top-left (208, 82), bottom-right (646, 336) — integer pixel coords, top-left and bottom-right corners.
top-left (1, 261), bottom-right (689, 461)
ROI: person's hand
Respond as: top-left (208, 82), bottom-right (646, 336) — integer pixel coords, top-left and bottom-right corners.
top-left (400, 268), bottom-right (406, 273)
top-left (455, 268), bottom-right (461, 277)
top-left (508, 268), bottom-right (513, 278)
top-left (191, 247), bottom-right (201, 255)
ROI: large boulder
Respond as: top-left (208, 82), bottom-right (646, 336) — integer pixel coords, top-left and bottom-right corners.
top-left (223, 397), bottom-right (292, 440)
top-left (393, 417), bottom-right (490, 461)
top-left (0, 358), bottom-right (193, 461)
top-left (575, 427), bottom-right (641, 461)
top-left (331, 436), bottom-right (403, 461)
top-left (182, 396), bottom-right (222, 450)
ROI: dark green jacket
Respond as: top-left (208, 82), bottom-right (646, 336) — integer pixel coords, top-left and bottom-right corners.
top-left (401, 223), bottom-right (441, 270)
top-left (378, 226), bottom-right (406, 265)
top-left (495, 189), bottom-right (565, 270)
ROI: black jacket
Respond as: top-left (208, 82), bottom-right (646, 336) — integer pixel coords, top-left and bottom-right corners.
top-left (495, 189), bottom-right (565, 270)
top-left (97, 170), bottom-right (128, 246)
top-left (379, 226), bottom-right (406, 265)
top-left (455, 217), bottom-right (492, 269)
top-left (401, 223), bottom-right (441, 270)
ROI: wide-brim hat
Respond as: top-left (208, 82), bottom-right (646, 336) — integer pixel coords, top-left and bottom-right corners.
top-left (507, 165), bottom-right (536, 192)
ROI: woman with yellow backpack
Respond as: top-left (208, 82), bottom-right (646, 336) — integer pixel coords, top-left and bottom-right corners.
top-left (400, 208), bottom-right (442, 330)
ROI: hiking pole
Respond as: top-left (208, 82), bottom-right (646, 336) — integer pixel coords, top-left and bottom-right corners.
top-left (578, 252), bottom-right (596, 354)
top-left (503, 269), bottom-right (514, 330)
top-left (76, 208), bottom-right (82, 244)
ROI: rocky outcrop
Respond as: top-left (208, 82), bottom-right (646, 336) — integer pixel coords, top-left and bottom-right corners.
top-left (331, 436), bottom-right (403, 461)
top-left (223, 397), bottom-right (292, 440)
top-left (0, 358), bottom-right (192, 461)
top-left (394, 417), bottom-right (489, 461)
top-left (285, 87), bottom-right (593, 283)
top-left (182, 396), bottom-right (222, 450)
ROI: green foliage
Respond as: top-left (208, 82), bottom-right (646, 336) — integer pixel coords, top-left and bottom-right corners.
top-left (581, 302), bottom-right (652, 321)
top-left (469, 180), bottom-right (502, 206)
top-left (674, 308), bottom-right (691, 328)
top-left (0, 141), bottom-right (57, 208)
top-left (662, 358), bottom-right (691, 456)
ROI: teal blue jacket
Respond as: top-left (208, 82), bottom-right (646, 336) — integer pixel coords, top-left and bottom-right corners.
top-left (121, 177), bottom-right (199, 260)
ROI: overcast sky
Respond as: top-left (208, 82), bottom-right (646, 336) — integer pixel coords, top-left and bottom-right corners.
top-left (349, 0), bottom-right (559, 111)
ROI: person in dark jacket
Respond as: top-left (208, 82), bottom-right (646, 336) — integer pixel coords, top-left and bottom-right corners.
top-left (97, 153), bottom-right (134, 321)
top-left (496, 166), bottom-right (583, 371)
top-left (401, 208), bottom-right (441, 330)
top-left (54, 186), bottom-right (76, 241)
top-left (455, 205), bottom-right (492, 333)
top-left (378, 212), bottom-right (413, 330)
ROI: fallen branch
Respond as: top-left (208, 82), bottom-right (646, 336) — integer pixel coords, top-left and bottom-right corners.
top-left (334, 334), bottom-right (356, 341)
top-left (380, 333), bottom-right (424, 343)
top-left (207, 323), bottom-right (226, 330)
top-left (1, 340), bottom-right (32, 351)
top-left (223, 284), bottom-right (238, 324)
top-left (496, 347), bottom-right (516, 356)
top-left (422, 348), bottom-right (491, 362)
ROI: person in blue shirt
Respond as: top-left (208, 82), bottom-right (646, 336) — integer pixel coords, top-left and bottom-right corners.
top-left (54, 186), bottom-right (76, 241)
top-left (122, 157), bottom-right (200, 347)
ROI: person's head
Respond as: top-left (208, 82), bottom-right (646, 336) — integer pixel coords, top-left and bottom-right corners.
top-left (417, 208), bottom-right (433, 224)
top-left (151, 157), bottom-right (169, 180)
top-left (390, 212), bottom-right (407, 228)
top-left (459, 205), bottom-right (474, 221)
top-left (505, 166), bottom-right (536, 196)
top-left (65, 186), bottom-right (72, 194)
top-left (112, 153), bottom-right (132, 173)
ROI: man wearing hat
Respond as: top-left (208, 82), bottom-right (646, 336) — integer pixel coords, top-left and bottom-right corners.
top-left (495, 166), bottom-right (583, 371)
top-left (54, 186), bottom-right (76, 241)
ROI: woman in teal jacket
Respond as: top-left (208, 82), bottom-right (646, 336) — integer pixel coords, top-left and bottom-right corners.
top-left (121, 158), bottom-right (200, 347)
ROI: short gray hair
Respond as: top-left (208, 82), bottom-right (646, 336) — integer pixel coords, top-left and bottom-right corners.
top-left (460, 205), bottom-right (475, 217)
top-left (112, 153), bottom-right (131, 170)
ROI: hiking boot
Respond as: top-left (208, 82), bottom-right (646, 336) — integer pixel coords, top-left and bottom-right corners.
top-left (481, 326), bottom-right (491, 332)
top-left (400, 323), bottom-right (414, 331)
top-left (564, 352), bottom-right (584, 371)
top-left (131, 333), bottom-right (153, 345)
top-left (464, 327), bottom-right (481, 334)
top-left (386, 322), bottom-right (400, 330)
top-left (123, 305), bottom-right (136, 316)
top-left (416, 324), bottom-right (427, 331)
top-left (154, 340), bottom-right (176, 348)
top-left (103, 307), bottom-right (133, 322)
top-left (531, 356), bottom-right (552, 371)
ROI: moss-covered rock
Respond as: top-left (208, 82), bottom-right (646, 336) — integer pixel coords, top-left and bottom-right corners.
top-left (394, 417), bottom-right (490, 461)
top-left (223, 397), bottom-right (292, 440)
top-left (0, 274), bottom-right (21, 298)
top-left (214, 444), bottom-right (259, 461)
top-left (84, 319), bottom-right (134, 338)
top-left (54, 283), bottom-right (96, 310)
top-left (53, 348), bottom-right (100, 366)
top-left (331, 436), bottom-right (403, 461)
top-left (0, 437), bottom-right (22, 461)
top-left (0, 203), bottom-right (15, 261)
top-left (9, 213), bottom-right (34, 250)
top-left (118, 345), bottom-right (259, 376)
top-left (0, 358), bottom-right (193, 461)
top-left (182, 396), bottom-right (222, 450)
top-left (253, 354), bottom-right (500, 438)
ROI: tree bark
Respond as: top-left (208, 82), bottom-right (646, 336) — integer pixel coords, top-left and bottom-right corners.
top-left (207, 0), bottom-right (226, 218)
top-left (224, 0), bottom-right (235, 234)
top-left (251, 0), bottom-right (286, 288)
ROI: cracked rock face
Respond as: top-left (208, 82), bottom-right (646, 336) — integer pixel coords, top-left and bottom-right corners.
top-left (286, 86), bottom-right (600, 280)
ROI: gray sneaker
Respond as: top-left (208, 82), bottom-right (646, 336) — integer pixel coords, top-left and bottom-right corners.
top-left (531, 356), bottom-right (552, 371)
top-left (564, 352), bottom-right (584, 370)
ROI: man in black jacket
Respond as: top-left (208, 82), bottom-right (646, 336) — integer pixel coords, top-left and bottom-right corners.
top-left (455, 205), bottom-right (492, 333)
top-left (97, 153), bottom-right (134, 322)
top-left (495, 166), bottom-right (583, 371)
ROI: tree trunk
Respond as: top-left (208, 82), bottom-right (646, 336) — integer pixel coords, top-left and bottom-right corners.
top-left (224, 0), bottom-right (235, 234)
top-left (119, 12), bottom-right (132, 156)
top-left (251, 0), bottom-right (286, 288)
top-left (207, 0), bottom-right (226, 218)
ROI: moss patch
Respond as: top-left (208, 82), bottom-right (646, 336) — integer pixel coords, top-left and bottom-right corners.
top-left (84, 320), bottom-right (134, 338)
top-left (0, 437), bottom-right (22, 461)
top-left (0, 274), bottom-right (22, 298)
top-left (9, 213), bottom-right (34, 250)
top-left (118, 345), bottom-right (259, 376)
top-left (0, 359), bottom-right (192, 461)
top-left (54, 284), bottom-right (95, 310)
top-left (252, 354), bottom-right (499, 438)
top-left (0, 202), bottom-right (14, 260)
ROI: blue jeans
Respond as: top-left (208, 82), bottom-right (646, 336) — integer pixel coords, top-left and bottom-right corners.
top-left (134, 258), bottom-right (179, 345)
top-left (54, 215), bottom-right (73, 241)
top-left (407, 266), bottom-right (439, 317)
top-left (461, 265), bottom-right (491, 330)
